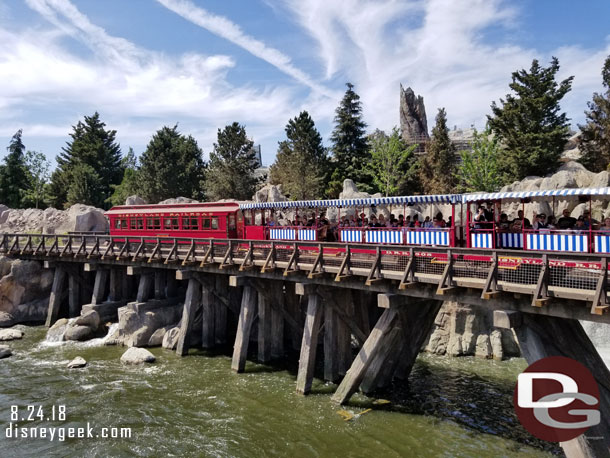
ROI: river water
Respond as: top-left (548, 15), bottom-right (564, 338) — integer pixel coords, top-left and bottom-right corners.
top-left (0, 326), bottom-right (559, 457)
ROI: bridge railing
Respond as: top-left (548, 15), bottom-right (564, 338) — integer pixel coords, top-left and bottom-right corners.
top-left (1, 233), bottom-right (608, 314)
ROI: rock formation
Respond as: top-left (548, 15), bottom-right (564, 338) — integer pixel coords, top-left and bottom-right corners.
top-left (120, 347), bottom-right (156, 364)
top-left (125, 195), bottom-right (147, 205)
top-left (0, 204), bottom-right (108, 234)
top-left (399, 85), bottom-right (429, 144)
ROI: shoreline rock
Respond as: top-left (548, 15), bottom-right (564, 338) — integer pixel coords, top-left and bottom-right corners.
top-left (0, 328), bottom-right (24, 341)
top-left (120, 347), bottom-right (156, 365)
top-left (0, 344), bottom-right (12, 358)
top-left (67, 356), bottom-right (87, 368)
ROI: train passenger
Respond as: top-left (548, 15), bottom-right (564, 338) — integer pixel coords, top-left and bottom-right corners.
top-left (267, 215), bottom-right (277, 227)
top-left (533, 214), bottom-right (549, 230)
top-left (422, 216), bottom-right (432, 228)
top-left (582, 210), bottom-right (599, 230)
top-left (447, 216), bottom-right (453, 228)
top-left (473, 206), bottom-right (489, 229)
top-left (398, 215), bottom-right (405, 227)
top-left (599, 218), bottom-right (610, 232)
top-left (557, 209), bottom-right (576, 229)
top-left (498, 213), bottom-right (510, 232)
top-left (547, 215), bottom-right (557, 229)
top-left (512, 210), bottom-right (531, 229)
top-left (412, 215), bottom-right (421, 227)
top-left (435, 212), bottom-right (446, 227)
top-left (511, 219), bottom-right (523, 232)
top-left (574, 217), bottom-right (587, 233)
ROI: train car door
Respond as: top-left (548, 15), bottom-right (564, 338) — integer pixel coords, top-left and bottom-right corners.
top-left (227, 212), bottom-right (238, 238)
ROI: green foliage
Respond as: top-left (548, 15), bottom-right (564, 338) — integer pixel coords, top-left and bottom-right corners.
top-left (327, 83), bottom-right (371, 196)
top-left (23, 151), bottom-right (51, 209)
top-left (488, 57), bottom-right (573, 182)
top-left (418, 108), bottom-right (457, 194)
top-left (49, 112), bottom-right (123, 209)
top-left (269, 111), bottom-right (328, 200)
top-left (456, 127), bottom-right (502, 192)
top-left (66, 163), bottom-right (102, 207)
top-left (205, 122), bottom-right (262, 201)
top-left (579, 55), bottom-right (610, 172)
top-left (367, 127), bottom-right (417, 196)
top-left (0, 130), bottom-right (30, 208)
top-left (108, 148), bottom-right (140, 206)
top-left (138, 126), bottom-right (206, 203)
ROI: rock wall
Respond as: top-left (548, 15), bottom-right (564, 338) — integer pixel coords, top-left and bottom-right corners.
top-left (0, 257), bottom-right (53, 327)
top-left (0, 204), bottom-right (108, 234)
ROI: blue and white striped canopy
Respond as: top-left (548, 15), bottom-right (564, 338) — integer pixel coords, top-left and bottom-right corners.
top-left (463, 187), bottom-right (610, 203)
top-left (239, 194), bottom-right (460, 210)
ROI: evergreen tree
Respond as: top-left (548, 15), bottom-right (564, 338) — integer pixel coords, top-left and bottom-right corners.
top-left (24, 151), bottom-right (51, 209)
top-left (456, 127), bottom-right (502, 192)
top-left (66, 163), bottom-right (102, 207)
top-left (579, 55), bottom-right (610, 172)
top-left (418, 108), bottom-right (457, 194)
top-left (108, 148), bottom-right (140, 206)
top-left (269, 111), bottom-right (328, 200)
top-left (367, 127), bottom-right (416, 197)
top-left (0, 130), bottom-right (30, 208)
top-left (327, 83), bottom-right (370, 196)
top-left (205, 122), bottom-right (261, 201)
top-left (49, 112), bottom-right (123, 208)
top-left (488, 57), bottom-right (573, 182)
top-left (138, 126), bottom-right (206, 203)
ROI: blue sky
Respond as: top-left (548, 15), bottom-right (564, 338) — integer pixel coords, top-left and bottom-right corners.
top-left (0, 0), bottom-right (609, 167)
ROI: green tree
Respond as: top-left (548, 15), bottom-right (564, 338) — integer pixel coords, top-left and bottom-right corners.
top-left (488, 57), bottom-right (573, 182)
top-left (456, 127), bottom-right (502, 192)
top-left (23, 151), bottom-right (51, 209)
top-left (579, 55), bottom-right (610, 172)
top-left (269, 111), bottom-right (328, 200)
top-left (66, 163), bottom-right (102, 207)
top-left (108, 148), bottom-right (140, 206)
top-left (418, 108), bottom-right (457, 194)
top-left (205, 122), bottom-right (261, 201)
top-left (367, 127), bottom-right (416, 196)
top-left (49, 112), bottom-right (123, 208)
top-left (327, 83), bottom-right (371, 196)
top-left (0, 129), bottom-right (30, 208)
top-left (138, 126), bottom-right (206, 203)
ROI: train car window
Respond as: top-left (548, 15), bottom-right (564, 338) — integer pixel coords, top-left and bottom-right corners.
top-left (244, 212), bottom-right (252, 226)
top-left (182, 216), bottom-right (198, 230)
top-left (211, 217), bottom-right (219, 230)
top-left (146, 217), bottom-right (154, 230)
top-left (172, 217), bottom-right (180, 229)
top-left (153, 218), bottom-right (161, 229)
top-left (121, 218), bottom-right (128, 229)
top-left (115, 219), bottom-right (121, 229)
top-left (164, 217), bottom-right (179, 230)
top-left (202, 218), bottom-right (211, 229)
top-left (190, 217), bottom-right (199, 230)
top-left (136, 218), bottom-right (144, 229)
top-left (130, 217), bottom-right (136, 229)
top-left (228, 215), bottom-right (236, 230)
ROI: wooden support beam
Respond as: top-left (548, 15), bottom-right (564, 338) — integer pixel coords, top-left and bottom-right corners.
top-left (335, 245), bottom-right (352, 281)
top-left (331, 308), bottom-right (399, 404)
top-left (295, 282), bottom-right (317, 296)
top-left (231, 285), bottom-right (257, 373)
top-left (91, 269), bottom-right (109, 305)
top-left (270, 289), bottom-right (284, 360)
top-left (220, 241), bottom-right (234, 269)
top-left (154, 270), bottom-right (166, 300)
top-left (136, 273), bottom-right (153, 303)
top-left (239, 241), bottom-right (254, 271)
top-left (436, 250), bottom-right (457, 295)
top-left (261, 242), bottom-right (276, 273)
top-left (514, 314), bottom-right (610, 458)
top-left (481, 252), bottom-right (499, 300)
top-left (108, 268), bottom-right (122, 302)
top-left (398, 248), bottom-right (416, 289)
top-left (43, 260), bottom-right (56, 269)
top-left (200, 241), bottom-right (214, 266)
top-left (176, 278), bottom-right (202, 356)
top-left (176, 269), bottom-right (194, 280)
top-left (45, 267), bottom-right (67, 327)
top-left (201, 281), bottom-right (215, 349)
top-left (83, 262), bottom-right (97, 272)
top-left (258, 291), bottom-right (271, 363)
top-left (378, 293), bottom-right (403, 309)
top-left (308, 244), bottom-right (324, 279)
top-left (126, 266), bottom-right (141, 276)
top-left (68, 273), bottom-right (81, 318)
top-left (317, 288), bottom-right (367, 345)
top-left (365, 246), bottom-right (383, 286)
top-left (324, 305), bottom-right (339, 383)
top-left (591, 257), bottom-right (609, 315)
top-left (215, 275), bottom-right (228, 345)
top-left (296, 293), bottom-right (323, 395)
top-left (283, 242), bottom-right (299, 276)
top-left (532, 254), bottom-right (549, 307)
top-left (360, 327), bottom-right (403, 394)
top-left (337, 291), bottom-right (354, 376)
top-left (182, 240), bottom-right (196, 266)
top-left (229, 275), bottom-right (246, 287)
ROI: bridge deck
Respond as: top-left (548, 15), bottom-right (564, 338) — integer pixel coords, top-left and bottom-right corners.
top-left (1, 233), bottom-right (609, 322)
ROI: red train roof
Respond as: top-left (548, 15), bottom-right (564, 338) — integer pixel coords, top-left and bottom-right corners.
top-left (106, 202), bottom-right (240, 216)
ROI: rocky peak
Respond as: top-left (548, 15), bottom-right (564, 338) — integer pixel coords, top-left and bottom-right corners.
top-left (399, 84), bottom-right (429, 144)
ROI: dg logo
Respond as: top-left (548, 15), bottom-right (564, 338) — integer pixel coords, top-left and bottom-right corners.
top-left (514, 356), bottom-right (601, 442)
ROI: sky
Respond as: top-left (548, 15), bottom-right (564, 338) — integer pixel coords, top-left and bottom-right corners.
top-left (0, 0), bottom-right (609, 167)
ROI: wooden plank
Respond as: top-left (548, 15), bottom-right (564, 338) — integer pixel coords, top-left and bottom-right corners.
top-left (176, 278), bottom-right (202, 356)
top-left (201, 281), bottom-right (215, 349)
top-left (532, 255), bottom-right (549, 307)
top-left (68, 273), bottom-right (81, 318)
top-left (334, 246), bottom-right (351, 281)
top-left (257, 291), bottom-right (271, 363)
top-left (331, 308), bottom-right (399, 404)
top-left (154, 270), bottom-right (166, 300)
top-left (481, 252), bottom-right (498, 300)
top-left (108, 268), bottom-right (121, 302)
top-left (45, 267), bottom-right (67, 327)
top-left (296, 293), bottom-right (323, 395)
top-left (136, 274), bottom-right (153, 303)
top-left (591, 257), bottom-right (609, 315)
top-left (323, 305), bottom-right (339, 383)
top-left (337, 291), bottom-right (353, 376)
top-left (365, 246), bottom-right (382, 286)
top-left (91, 269), bottom-right (109, 305)
top-left (231, 285), bottom-right (257, 373)
top-left (215, 275), bottom-right (228, 345)
top-left (360, 327), bottom-right (402, 394)
top-left (229, 275), bottom-right (246, 287)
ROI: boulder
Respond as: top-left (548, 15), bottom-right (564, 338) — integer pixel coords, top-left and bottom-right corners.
top-left (116, 302), bottom-right (182, 347)
top-left (148, 326), bottom-right (171, 347)
top-left (125, 195), bottom-right (146, 205)
top-left (0, 204), bottom-right (9, 224)
top-left (64, 325), bottom-right (94, 342)
top-left (475, 334), bottom-right (492, 359)
top-left (0, 204), bottom-right (108, 235)
top-left (399, 85), bottom-right (429, 143)
top-left (0, 311), bottom-right (15, 327)
top-left (46, 318), bottom-right (70, 342)
top-left (158, 197), bottom-right (199, 205)
top-left (0, 344), bottom-right (11, 359)
top-left (253, 184), bottom-right (287, 203)
top-left (0, 328), bottom-right (24, 341)
top-left (162, 326), bottom-right (180, 350)
top-left (120, 347), bottom-right (156, 365)
top-left (74, 310), bottom-right (101, 331)
top-left (67, 356), bottom-right (87, 368)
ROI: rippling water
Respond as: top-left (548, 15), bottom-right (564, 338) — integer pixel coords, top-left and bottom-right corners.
top-left (0, 326), bottom-right (558, 457)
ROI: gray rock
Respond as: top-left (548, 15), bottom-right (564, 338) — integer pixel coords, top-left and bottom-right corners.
top-left (399, 85), bottom-right (429, 143)
top-left (120, 347), bottom-right (156, 365)
top-left (116, 303), bottom-right (182, 347)
top-left (490, 330), bottom-right (504, 361)
top-left (125, 195), bottom-right (146, 205)
top-left (0, 345), bottom-right (11, 358)
top-left (158, 197), bottom-right (199, 205)
top-left (64, 325), bottom-right (94, 342)
top-left (148, 326), bottom-right (170, 347)
top-left (475, 334), bottom-right (492, 359)
top-left (46, 318), bottom-right (70, 342)
top-left (162, 326), bottom-right (180, 350)
top-left (67, 356), bottom-right (87, 368)
top-left (0, 311), bottom-right (15, 327)
top-left (74, 310), bottom-right (101, 331)
top-left (0, 328), bottom-right (24, 341)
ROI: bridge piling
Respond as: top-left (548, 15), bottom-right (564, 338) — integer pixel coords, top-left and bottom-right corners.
top-left (231, 284), bottom-right (257, 373)
top-left (68, 271), bottom-right (80, 318)
top-left (201, 281), bottom-right (215, 349)
top-left (176, 278), bottom-right (202, 356)
top-left (45, 267), bottom-right (68, 327)
top-left (91, 269), bottom-right (109, 305)
top-left (296, 291), bottom-right (323, 395)
top-left (136, 272), bottom-right (153, 303)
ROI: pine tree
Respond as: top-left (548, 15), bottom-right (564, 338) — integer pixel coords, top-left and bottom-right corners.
top-left (456, 127), bottom-right (502, 192)
top-left (0, 130), bottom-right (30, 208)
top-left (269, 111), bottom-right (328, 200)
top-left (108, 148), bottom-right (140, 206)
top-left (138, 126), bottom-right (206, 203)
top-left (205, 122), bottom-right (261, 201)
top-left (488, 57), bottom-right (573, 182)
top-left (24, 151), bottom-right (51, 209)
top-left (49, 112), bottom-right (123, 208)
top-left (418, 108), bottom-right (457, 194)
top-left (367, 127), bottom-right (417, 197)
top-left (66, 163), bottom-right (102, 207)
top-left (579, 55), bottom-right (610, 172)
top-left (327, 83), bottom-right (370, 196)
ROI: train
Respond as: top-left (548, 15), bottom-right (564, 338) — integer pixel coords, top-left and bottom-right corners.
top-left (105, 186), bottom-right (610, 255)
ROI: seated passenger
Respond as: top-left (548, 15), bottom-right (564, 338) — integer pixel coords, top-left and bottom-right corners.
top-left (473, 206), bottom-right (489, 230)
top-left (370, 215), bottom-right (381, 228)
top-left (546, 215), bottom-right (557, 229)
top-left (574, 217), bottom-right (587, 233)
top-left (412, 215), bottom-right (421, 227)
top-left (532, 214), bottom-right (549, 230)
top-left (435, 212), bottom-right (446, 228)
top-left (267, 215), bottom-right (277, 227)
top-left (557, 209), bottom-right (576, 230)
top-left (582, 210), bottom-right (599, 230)
top-left (512, 210), bottom-right (531, 229)
top-left (398, 215), bottom-right (405, 227)
top-left (511, 220), bottom-right (523, 232)
top-left (599, 217), bottom-right (610, 232)
top-left (422, 216), bottom-right (432, 228)
top-left (498, 213), bottom-right (510, 232)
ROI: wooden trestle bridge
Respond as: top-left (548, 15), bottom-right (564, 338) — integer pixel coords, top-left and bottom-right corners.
top-left (2, 233), bottom-right (610, 457)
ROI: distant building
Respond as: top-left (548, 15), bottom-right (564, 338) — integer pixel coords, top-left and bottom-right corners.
top-left (252, 144), bottom-right (262, 168)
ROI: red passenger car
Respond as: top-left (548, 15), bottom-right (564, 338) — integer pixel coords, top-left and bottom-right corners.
top-left (106, 202), bottom-right (244, 239)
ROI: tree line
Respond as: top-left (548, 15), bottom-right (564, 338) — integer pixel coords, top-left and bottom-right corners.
top-left (2, 55), bottom-right (610, 210)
